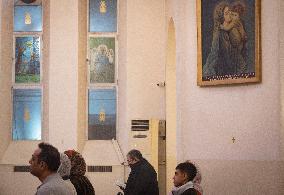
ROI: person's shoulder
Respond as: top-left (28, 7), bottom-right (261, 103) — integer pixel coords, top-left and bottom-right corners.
top-left (141, 159), bottom-right (156, 171)
top-left (181, 188), bottom-right (198, 195)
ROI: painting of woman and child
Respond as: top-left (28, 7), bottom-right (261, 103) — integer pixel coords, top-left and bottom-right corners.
top-left (197, 0), bottom-right (261, 86)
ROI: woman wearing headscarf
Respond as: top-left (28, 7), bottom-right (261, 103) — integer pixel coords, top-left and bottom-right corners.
top-left (57, 153), bottom-right (77, 195)
top-left (64, 150), bottom-right (95, 195)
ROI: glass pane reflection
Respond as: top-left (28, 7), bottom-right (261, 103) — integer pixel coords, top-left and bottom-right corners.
top-left (13, 89), bottom-right (42, 140)
top-left (88, 88), bottom-right (116, 140)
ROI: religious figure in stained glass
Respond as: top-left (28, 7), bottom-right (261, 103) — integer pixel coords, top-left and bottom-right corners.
top-left (12, 89), bottom-right (42, 140)
top-left (89, 37), bottom-right (115, 83)
top-left (14, 5), bottom-right (42, 32)
top-left (88, 89), bottom-right (116, 140)
top-left (15, 36), bottom-right (41, 83)
top-left (89, 0), bottom-right (117, 32)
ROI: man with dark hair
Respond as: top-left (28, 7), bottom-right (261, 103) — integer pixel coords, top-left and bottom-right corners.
top-left (29, 142), bottom-right (74, 195)
top-left (170, 162), bottom-right (198, 195)
top-left (120, 149), bottom-right (159, 195)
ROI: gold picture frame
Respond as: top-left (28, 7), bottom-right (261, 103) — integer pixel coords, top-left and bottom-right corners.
top-left (197, 0), bottom-right (261, 86)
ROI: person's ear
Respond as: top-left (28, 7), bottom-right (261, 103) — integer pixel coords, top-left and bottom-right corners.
top-left (183, 173), bottom-right (189, 181)
top-left (39, 161), bottom-right (47, 169)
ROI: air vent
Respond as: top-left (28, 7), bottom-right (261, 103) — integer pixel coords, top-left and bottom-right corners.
top-left (131, 120), bottom-right (149, 131)
top-left (14, 166), bottom-right (30, 172)
top-left (87, 166), bottom-right (112, 172)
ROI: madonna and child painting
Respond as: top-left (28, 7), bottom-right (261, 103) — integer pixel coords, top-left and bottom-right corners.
top-left (197, 0), bottom-right (261, 86)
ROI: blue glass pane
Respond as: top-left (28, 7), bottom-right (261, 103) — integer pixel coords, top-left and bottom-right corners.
top-left (89, 0), bottom-right (117, 32)
top-left (15, 36), bottom-right (41, 83)
top-left (13, 89), bottom-right (42, 140)
top-left (89, 37), bottom-right (115, 83)
top-left (14, 5), bottom-right (42, 32)
top-left (88, 88), bottom-right (116, 140)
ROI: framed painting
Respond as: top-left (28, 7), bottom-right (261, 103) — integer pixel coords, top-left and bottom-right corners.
top-left (14, 5), bottom-right (42, 32)
top-left (14, 36), bottom-right (41, 83)
top-left (12, 88), bottom-right (42, 140)
top-left (89, 0), bottom-right (117, 32)
top-left (88, 88), bottom-right (116, 140)
top-left (197, 0), bottom-right (261, 86)
top-left (89, 36), bottom-right (116, 84)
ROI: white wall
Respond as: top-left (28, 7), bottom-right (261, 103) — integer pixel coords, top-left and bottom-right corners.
top-left (118, 0), bottom-right (166, 154)
top-left (167, 0), bottom-right (284, 194)
top-left (126, 0), bottom-right (166, 120)
top-left (48, 0), bottom-right (79, 150)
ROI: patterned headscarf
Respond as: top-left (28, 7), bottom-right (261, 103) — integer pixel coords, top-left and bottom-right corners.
top-left (58, 153), bottom-right (71, 179)
top-left (64, 150), bottom-right (95, 195)
top-left (64, 150), bottom-right (86, 176)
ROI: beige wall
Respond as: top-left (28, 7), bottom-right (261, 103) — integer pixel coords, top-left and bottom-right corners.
top-left (0, 0), bottom-right (13, 159)
top-left (280, 0), bottom-right (284, 161)
top-left (167, 0), bottom-right (284, 194)
top-left (1, 0), bottom-right (284, 194)
top-left (126, 0), bottom-right (166, 119)
top-left (48, 0), bottom-right (79, 150)
top-left (77, 0), bottom-right (87, 152)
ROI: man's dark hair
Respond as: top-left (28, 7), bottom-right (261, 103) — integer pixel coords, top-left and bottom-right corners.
top-left (38, 142), bottom-right (60, 172)
top-left (176, 162), bottom-right (197, 182)
top-left (127, 149), bottom-right (143, 161)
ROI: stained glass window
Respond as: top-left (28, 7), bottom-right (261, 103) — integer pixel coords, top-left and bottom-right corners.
top-left (88, 88), bottom-right (116, 140)
top-left (14, 36), bottom-right (41, 83)
top-left (89, 36), bottom-right (115, 83)
top-left (12, 1), bottom-right (43, 141)
top-left (12, 89), bottom-right (42, 140)
top-left (89, 0), bottom-right (117, 32)
top-left (14, 5), bottom-right (42, 32)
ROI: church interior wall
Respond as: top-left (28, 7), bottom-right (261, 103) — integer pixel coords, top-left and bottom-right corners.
top-left (0, 0), bottom-right (13, 161)
top-left (0, 0), bottom-right (284, 194)
top-left (167, 0), bottom-right (284, 194)
top-left (280, 0), bottom-right (284, 161)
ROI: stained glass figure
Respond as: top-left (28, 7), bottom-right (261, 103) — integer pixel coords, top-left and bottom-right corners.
top-left (88, 88), bottom-right (116, 140)
top-left (14, 5), bottom-right (42, 32)
top-left (15, 36), bottom-right (40, 83)
top-left (89, 0), bottom-right (117, 32)
top-left (12, 89), bottom-right (42, 140)
top-left (89, 36), bottom-right (115, 83)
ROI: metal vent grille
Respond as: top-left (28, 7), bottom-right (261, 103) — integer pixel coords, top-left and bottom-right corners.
top-left (14, 166), bottom-right (30, 172)
top-left (131, 120), bottom-right (149, 131)
top-left (87, 166), bottom-right (112, 172)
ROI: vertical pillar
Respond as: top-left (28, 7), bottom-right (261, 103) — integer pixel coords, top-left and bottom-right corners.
top-left (48, 0), bottom-right (78, 150)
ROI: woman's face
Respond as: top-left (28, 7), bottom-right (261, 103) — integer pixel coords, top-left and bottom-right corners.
top-left (223, 6), bottom-right (232, 23)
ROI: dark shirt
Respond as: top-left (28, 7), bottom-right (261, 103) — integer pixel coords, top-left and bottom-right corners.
top-left (181, 188), bottom-right (198, 195)
top-left (124, 158), bottom-right (159, 195)
top-left (70, 175), bottom-right (95, 195)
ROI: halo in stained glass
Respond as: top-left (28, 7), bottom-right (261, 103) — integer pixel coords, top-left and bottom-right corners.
top-left (12, 89), bottom-right (42, 140)
top-left (89, 0), bottom-right (117, 32)
top-left (88, 88), bottom-right (116, 140)
top-left (14, 5), bottom-right (42, 32)
top-left (15, 36), bottom-right (41, 83)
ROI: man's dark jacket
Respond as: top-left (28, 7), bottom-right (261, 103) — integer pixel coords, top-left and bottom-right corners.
top-left (180, 188), bottom-right (198, 195)
top-left (124, 158), bottom-right (159, 195)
